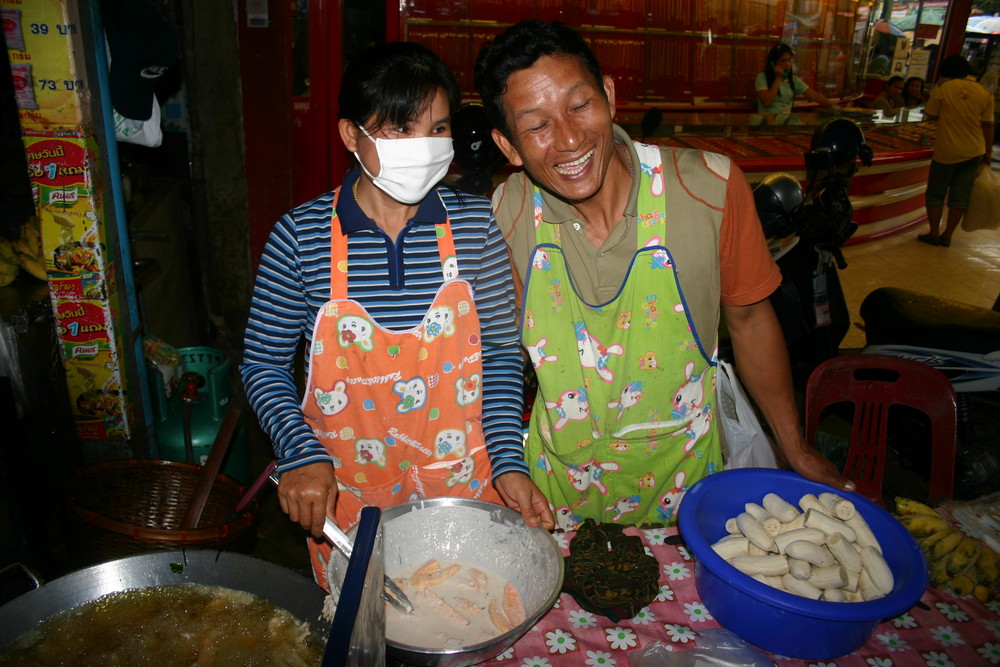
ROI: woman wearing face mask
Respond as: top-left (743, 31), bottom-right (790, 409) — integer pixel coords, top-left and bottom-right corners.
top-left (755, 43), bottom-right (837, 114)
top-left (241, 42), bottom-right (551, 588)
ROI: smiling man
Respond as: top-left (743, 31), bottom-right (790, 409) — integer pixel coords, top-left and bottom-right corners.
top-left (474, 20), bottom-right (853, 528)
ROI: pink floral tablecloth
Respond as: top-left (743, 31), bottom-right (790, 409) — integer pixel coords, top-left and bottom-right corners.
top-left (483, 527), bottom-right (1000, 667)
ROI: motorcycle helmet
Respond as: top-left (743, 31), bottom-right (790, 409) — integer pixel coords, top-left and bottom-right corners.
top-left (753, 172), bottom-right (804, 240)
top-left (804, 117), bottom-right (874, 174)
top-left (451, 103), bottom-right (504, 174)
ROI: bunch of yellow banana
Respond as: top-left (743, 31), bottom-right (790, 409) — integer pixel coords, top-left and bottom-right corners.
top-left (0, 237), bottom-right (20, 286)
top-left (14, 216), bottom-right (46, 281)
top-left (895, 496), bottom-right (1000, 603)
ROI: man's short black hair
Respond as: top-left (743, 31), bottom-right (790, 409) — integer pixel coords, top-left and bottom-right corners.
top-left (474, 20), bottom-right (605, 138)
top-left (938, 54), bottom-right (973, 80)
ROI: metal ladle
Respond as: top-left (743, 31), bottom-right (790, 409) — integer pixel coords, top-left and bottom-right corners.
top-left (267, 473), bottom-right (414, 614)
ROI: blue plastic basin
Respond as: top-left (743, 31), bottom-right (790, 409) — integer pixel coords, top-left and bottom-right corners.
top-left (678, 468), bottom-right (928, 660)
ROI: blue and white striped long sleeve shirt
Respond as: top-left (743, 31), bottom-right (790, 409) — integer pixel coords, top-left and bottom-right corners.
top-left (240, 171), bottom-right (528, 479)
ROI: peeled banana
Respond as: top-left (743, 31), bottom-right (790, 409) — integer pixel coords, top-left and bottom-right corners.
top-left (895, 496), bottom-right (1000, 602)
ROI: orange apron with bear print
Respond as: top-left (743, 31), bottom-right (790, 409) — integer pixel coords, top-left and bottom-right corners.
top-left (302, 187), bottom-right (501, 589)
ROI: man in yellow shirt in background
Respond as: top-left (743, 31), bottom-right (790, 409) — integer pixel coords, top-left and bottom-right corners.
top-left (919, 54), bottom-right (995, 247)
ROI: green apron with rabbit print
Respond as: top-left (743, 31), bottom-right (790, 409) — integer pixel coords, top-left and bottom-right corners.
top-left (522, 142), bottom-right (722, 528)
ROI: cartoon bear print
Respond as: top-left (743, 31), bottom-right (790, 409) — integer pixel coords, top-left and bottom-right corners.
top-left (392, 377), bottom-right (428, 413)
top-left (337, 315), bottom-right (375, 352)
top-left (616, 311), bottom-right (632, 329)
top-left (638, 351), bottom-right (658, 370)
top-left (446, 456), bottom-right (475, 487)
top-left (544, 388), bottom-right (590, 431)
top-left (434, 428), bottom-right (467, 459)
top-left (454, 374), bottom-right (481, 406)
top-left (355, 438), bottom-right (387, 467)
top-left (637, 471), bottom-right (656, 489)
top-left (314, 381), bottom-right (349, 416)
top-left (422, 305), bottom-right (456, 342)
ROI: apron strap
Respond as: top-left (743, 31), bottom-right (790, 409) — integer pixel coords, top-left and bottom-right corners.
top-left (328, 187), bottom-right (459, 302)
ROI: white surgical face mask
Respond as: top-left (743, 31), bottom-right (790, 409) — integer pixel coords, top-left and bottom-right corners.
top-left (354, 126), bottom-right (454, 204)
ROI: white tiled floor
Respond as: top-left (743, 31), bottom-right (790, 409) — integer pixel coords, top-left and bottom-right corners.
top-left (838, 158), bottom-right (1000, 351)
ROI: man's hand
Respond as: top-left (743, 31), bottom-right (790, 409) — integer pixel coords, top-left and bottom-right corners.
top-left (781, 439), bottom-right (856, 493)
top-left (494, 472), bottom-right (555, 530)
top-left (276, 462), bottom-right (338, 538)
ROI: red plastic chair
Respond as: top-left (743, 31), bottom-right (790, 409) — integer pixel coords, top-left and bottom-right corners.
top-left (804, 354), bottom-right (958, 504)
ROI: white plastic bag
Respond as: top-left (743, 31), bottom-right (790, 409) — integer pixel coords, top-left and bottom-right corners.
top-left (716, 359), bottom-right (779, 469)
top-left (962, 164), bottom-right (1000, 232)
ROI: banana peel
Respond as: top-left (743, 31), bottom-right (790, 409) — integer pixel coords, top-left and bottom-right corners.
top-left (898, 512), bottom-right (950, 538)
top-left (945, 537), bottom-right (982, 577)
top-left (895, 496), bottom-right (939, 516)
top-left (930, 530), bottom-right (965, 561)
top-left (17, 252), bottom-right (46, 281)
top-left (19, 216), bottom-right (42, 258)
top-left (0, 237), bottom-right (19, 286)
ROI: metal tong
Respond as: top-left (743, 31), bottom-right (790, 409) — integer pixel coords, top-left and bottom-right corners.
top-left (268, 473), bottom-right (414, 614)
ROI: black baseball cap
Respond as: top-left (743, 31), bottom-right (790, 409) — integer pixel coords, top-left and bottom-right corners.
top-left (102, 0), bottom-right (178, 121)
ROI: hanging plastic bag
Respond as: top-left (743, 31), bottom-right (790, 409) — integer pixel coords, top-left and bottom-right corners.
top-left (962, 164), bottom-right (1000, 232)
top-left (716, 359), bottom-right (779, 469)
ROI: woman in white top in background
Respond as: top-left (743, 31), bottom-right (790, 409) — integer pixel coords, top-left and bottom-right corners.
top-left (756, 43), bottom-right (837, 115)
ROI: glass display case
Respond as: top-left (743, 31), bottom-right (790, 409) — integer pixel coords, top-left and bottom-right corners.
top-left (394, 0), bottom-right (870, 109)
top-left (612, 109), bottom-right (935, 242)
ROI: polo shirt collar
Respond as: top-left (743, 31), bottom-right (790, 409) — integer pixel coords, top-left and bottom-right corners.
top-left (337, 169), bottom-right (447, 234)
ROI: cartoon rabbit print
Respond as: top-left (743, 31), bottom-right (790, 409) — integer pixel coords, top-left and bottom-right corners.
top-left (658, 470), bottom-right (688, 522)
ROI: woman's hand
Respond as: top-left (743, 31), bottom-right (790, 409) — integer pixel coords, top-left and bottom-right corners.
top-left (494, 472), bottom-right (555, 530)
top-left (277, 462), bottom-right (338, 538)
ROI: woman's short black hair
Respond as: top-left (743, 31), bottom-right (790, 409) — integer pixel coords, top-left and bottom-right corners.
top-left (338, 41), bottom-right (461, 131)
top-left (886, 75), bottom-right (905, 88)
top-left (474, 20), bottom-right (605, 138)
top-left (938, 54), bottom-right (973, 80)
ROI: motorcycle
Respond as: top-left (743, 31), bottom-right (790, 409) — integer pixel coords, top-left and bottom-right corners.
top-left (860, 286), bottom-right (1000, 499)
top-left (752, 117), bottom-right (873, 389)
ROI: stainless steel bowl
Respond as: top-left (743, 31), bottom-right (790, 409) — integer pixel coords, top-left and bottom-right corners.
top-left (331, 498), bottom-right (563, 667)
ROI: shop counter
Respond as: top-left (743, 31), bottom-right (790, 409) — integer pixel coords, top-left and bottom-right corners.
top-left (619, 111), bottom-right (935, 244)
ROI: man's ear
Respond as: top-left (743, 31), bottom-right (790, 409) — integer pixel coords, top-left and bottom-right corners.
top-left (492, 128), bottom-right (523, 167)
top-left (603, 74), bottom-right (617, 117)
top-left (339, 118), bottom-right (361, 153)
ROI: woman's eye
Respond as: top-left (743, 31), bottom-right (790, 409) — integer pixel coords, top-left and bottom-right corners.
top-left (572, 100), bottom-right (590, 112)
top-left (528, 121), bottom-right (548, 133)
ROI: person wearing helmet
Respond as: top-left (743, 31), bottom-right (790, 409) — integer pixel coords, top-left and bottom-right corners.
top-left (918, 55), bottom-right (995, 247)
top-left (474, 20), bottom-right (854, 529)
top-left (756, 43), bottom-right (838, 115)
